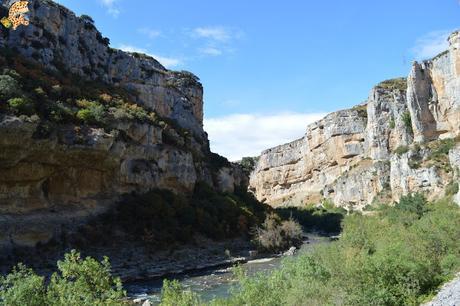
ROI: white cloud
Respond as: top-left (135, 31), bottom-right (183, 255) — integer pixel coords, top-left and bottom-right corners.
top-left (138, 28), bottom-right (161, 39)
top-left (99, 0), bottom-right (120, 18)
top-left (412, 30), bottom-right (452, 60)
top-left (204, 112), bottom-right (326, 161)
top-left (191, 26), bottom-right (243, 57)
top-left (193, 26), bottom-right (232, 42)
top-left (199, 47), bottom-right (222, 56)
top-left (150, 54), bottom-right (181, 68)
top-left (118, 44), bottom-right (181, 68)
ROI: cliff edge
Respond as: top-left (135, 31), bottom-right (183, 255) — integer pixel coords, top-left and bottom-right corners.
top-left (250, 31), bottom-right (460, 210)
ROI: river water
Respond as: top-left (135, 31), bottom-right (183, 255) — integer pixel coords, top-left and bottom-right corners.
top-left (126, 234), bottom-right (331, 304)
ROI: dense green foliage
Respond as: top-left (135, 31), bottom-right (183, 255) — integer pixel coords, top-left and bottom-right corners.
top-left (160, 280), bottom-right (201, 306)
top-left (210, 195), bottom-right (460, 306)
top-left (238, 156), bottom-right (259, 175)
top-left (159, 195), bottom-right (460, 306)
top-left (76, 185), bottom-right (269, 248)
top-left (402, 111), bottom-right (413, 132)
top-left (0, 251), bottom-right (126, 306)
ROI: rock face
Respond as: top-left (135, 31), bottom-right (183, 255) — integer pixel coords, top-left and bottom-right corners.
top-left (0, 0), bottom-right (247, 253)
top-left (2, 0), bottom-right (204, 136)
top-left (250, 31), bottom-right (460, 209)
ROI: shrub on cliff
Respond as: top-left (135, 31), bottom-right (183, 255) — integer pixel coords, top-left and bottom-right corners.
top-left (402, 111), bottom-right (413, 131)
top-left (0, 250), bottom-right (126, 306)
top-left (0, 74), bottom-right (20, 100)
top-left (7, 97), bottom-right (35, 116)
top-left (76, 102), bottom-right (106, 125)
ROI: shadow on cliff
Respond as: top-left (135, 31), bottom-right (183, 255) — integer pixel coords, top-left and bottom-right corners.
top-left (71, 183), bottom-right (269, 250)
top-left (275, 206), bottom-right (345, 235)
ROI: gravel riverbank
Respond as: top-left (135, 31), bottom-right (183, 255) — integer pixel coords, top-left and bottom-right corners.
top-left (423, 273), bottom-right (460, 306)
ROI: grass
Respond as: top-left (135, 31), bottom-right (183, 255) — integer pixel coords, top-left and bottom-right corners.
top-left (377, 77), bottom-right (407, 91)
top-left (394, 145), bottom-right (410, 156)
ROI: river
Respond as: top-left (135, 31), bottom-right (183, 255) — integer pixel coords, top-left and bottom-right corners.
top-left (126, 234), bottom-right (331, 304)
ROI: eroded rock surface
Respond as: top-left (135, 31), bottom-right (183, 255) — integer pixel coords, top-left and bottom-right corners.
top-left (0, 0), bottom-right (247, 253)
top-left (250, 31), bottom-right (460, 210)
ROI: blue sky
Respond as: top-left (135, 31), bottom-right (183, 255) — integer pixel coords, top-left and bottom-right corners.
top-left (54, 0), bottom-right (460, 160)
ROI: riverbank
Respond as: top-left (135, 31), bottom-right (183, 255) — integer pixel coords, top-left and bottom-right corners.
top-left (126, 234), bottom-right (332, 304)
top-left (422, 273), bottom-right (460, 306)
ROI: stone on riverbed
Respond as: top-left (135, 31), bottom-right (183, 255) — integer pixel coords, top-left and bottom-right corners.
top-left (283, 247), bottom-right (297, 256)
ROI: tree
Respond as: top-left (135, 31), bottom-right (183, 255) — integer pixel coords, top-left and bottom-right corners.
top-left (0, 251), bottom-right (126, 306)
top-left (0, 74), bottom-right (20, 100)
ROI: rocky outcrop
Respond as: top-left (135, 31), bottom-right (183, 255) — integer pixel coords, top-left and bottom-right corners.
top-left (449, 145), bottom-right (460, 204)
top-left (409, 32), bottom-right (460, 142)
top-left (0, 0), bottom-right (248, 253)
top-left (1, 0), bottom-right (204, 137)
top-left (250, 109), bottom-right (367, 206)
top-left (250, 31), bottom-right (460, 210)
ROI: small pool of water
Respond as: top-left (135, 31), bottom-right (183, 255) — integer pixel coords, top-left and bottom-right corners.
top-left (126, 234), bottom-right (331, 304)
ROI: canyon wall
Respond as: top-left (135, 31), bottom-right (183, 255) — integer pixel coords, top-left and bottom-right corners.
top-left (0, 0), bottom-right (246, 252)
top-left (250, 31), bottom-right (460, 210)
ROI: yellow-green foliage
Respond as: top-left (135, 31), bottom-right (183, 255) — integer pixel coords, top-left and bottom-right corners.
top-left (160, 280), bottom-right (201, 306)
top-left (0, 47), bottom-right (158, 128)
top-left (0, 250), bottom-right (126, 306)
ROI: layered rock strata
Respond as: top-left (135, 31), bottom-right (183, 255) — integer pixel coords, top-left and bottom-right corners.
top-left (250, 31), bottom-right (460, 210)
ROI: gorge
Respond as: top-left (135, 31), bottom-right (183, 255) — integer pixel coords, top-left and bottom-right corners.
top-left (0, 0), bottom-right (459, 305)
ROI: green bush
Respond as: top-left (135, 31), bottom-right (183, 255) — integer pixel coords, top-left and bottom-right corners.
top-left (445, 181), bottom-right (459, 196)
top-left (160, 280), bottom-right (200, 306)
top-left (389, 117), bottom-right (396, 129)
top-left (402, 111), bottom-right (413, 131)
top-left (77, 102), bottom-right (106, 125)
top-left (7, 97), bottom-right (35, 115)
top-left (0, 264), bottom-right (47, 306)
top-left (211, 198), bottom-right (460, 306)
top-left (394, 145), bottom-right (409, 156)
top-left (0, 74), bottom-right (20, 100)
top-left (395, 193), bottom-right (428, 218)
top-left (430, 138), bottom-right (456, 160)
top-left (239, 156), bottom-right (259, 174)
top-left (0, 251), bottom-right (126, 306)
top-left (49, 101), bottom-right (75, 123)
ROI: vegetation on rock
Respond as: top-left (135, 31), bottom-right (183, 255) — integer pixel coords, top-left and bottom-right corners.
top-left (377, 77), bottom-right (407, 91)
top-left (73, 184), bottom-right (269, 249)
top-left (238, 156), bottom-right (259, 175)
top-left (0, 48), bottom-right (161, 129)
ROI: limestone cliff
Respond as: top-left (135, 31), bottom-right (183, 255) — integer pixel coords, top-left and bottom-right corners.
top-left (250, 31), bottom-right (460, 210)
top-left (0, 0), bottom-right (247, 253)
